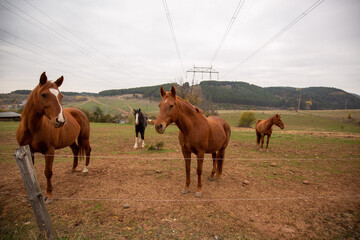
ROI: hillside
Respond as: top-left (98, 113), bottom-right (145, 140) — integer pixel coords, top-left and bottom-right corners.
top-left (99, 81), bottom-right (360, 110)
top-left (2, 81), bottom-right (360, 110)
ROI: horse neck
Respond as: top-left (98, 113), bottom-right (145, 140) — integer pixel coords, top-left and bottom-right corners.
top-left (264, 116), bottom-right (275, 130)
top-left (138, 113), bottom-right (144, 125)
top-left (175, 98), bottom-right (205, 134)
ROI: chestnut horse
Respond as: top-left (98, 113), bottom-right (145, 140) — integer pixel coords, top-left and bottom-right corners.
top-left (155, 86), bottom-right (231, 197)
top-left (255, 114), bottom-right (284, 151)
top-left (16, 72), bottom-right (91, 202)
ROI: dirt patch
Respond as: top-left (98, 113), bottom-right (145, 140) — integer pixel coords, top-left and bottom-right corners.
top-left (1, 126), bottom-right (359, 239)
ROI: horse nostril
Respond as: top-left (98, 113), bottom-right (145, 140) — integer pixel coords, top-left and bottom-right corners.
top-left (55, 118), bottom-right (60, 124)
top-left (157, 124), bottom-right (163, 129)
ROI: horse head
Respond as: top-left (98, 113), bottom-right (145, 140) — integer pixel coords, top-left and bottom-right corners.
top-left (274, 114), bottom-right (284, 129)
top-left (33, 72), bottom-right (66, 128)
top-left (134, 108), bottom-right (141, 125)
top-left (155, 86), bottom-right (179, 134)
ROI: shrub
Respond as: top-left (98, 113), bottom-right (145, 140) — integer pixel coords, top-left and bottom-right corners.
top-left (239, 111), bottom-right (256, 127)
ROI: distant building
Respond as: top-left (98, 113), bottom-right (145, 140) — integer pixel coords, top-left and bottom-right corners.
top-left (0, 112), bottom-right (21, 121)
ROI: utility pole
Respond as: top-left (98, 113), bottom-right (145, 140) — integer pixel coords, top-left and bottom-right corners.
top-left (345, 98), bottom-right (347, 110)
top-left (297, 94), bottom-right (301, 112)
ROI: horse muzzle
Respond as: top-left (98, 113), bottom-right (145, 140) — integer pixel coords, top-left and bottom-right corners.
top-left (51, 117), bottom-right (66, 128)
top-left (155, 123), bottom-right (166, 134)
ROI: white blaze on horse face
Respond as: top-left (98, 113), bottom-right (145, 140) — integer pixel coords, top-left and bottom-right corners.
top-left (49, 88), bottom-right (65, 123)
top-left (135, 113), bottom-right (139, 125)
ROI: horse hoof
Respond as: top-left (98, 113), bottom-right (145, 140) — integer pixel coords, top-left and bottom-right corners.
top-left (181, 189), bottom-right (189, 194)
top-left (208, 176), bottom-right (215, 181)
top-left (194, 192), bottom-right (202, 198)
top-left (82, 167), bottom-right (89, 173)
top-left (44, 197), bottom-right (53, 204)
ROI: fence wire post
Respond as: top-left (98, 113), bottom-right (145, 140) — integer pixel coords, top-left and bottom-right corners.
top-left (14, 145), bottom-right (57, 240)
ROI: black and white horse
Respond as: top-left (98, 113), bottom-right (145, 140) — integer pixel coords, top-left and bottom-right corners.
top-left (133, 108), bottom-right (148, 149)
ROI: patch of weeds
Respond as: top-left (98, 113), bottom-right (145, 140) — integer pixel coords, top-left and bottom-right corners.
top-left (146, 141), bottom-right (164, 151)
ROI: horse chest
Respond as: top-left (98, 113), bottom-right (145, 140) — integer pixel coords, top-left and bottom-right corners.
top-left (179, 132), bottom-right (207, 154)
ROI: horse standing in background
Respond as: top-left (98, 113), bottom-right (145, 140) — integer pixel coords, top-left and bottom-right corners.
top-left (16, 72), bottom-right (91, 203)
top-left (133, 108), bottom-right (148, 149)
top-left (155, 86), bottom-right (231, 197)
top-left (255, 114), bottom-right (284, 151)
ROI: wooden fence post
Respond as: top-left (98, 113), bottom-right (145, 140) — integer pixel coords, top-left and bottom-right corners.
top-left (14, 145), bottom-right (58, 240)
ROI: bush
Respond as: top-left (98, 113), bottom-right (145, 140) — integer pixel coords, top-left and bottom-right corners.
top-left (239, 111), bottom-right (256, 127)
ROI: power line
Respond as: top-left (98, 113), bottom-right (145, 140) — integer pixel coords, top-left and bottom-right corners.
top-left (2, 0), bottom-right (134, 80)
top-left (210, 0), bottom-right (246, 65)
top-left (0, 2), bottom-right (144, 86)
top-left (22, 0), bottom-right (123, 71)
top-left (0, 37), bottom-right (119, 85)
top-left (222, 0), bottom-right (326, 78)
top-left (162, 0), bottom-right (185, 77)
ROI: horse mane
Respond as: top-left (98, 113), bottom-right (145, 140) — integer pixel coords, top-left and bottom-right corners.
top-left (21, 90), bottom-right (35, 120)
top-left (176, 96), bottom-right (204, 116)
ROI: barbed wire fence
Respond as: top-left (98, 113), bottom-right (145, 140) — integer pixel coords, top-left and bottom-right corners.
top-left (2, 150), bottom-right (359, 204)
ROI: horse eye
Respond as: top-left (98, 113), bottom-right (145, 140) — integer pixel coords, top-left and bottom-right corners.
top-left (41, 93), bottom-right (47, 98)
top-left (170, 105), bottom-right (174, 108)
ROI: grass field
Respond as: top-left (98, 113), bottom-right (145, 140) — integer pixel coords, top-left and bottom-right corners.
top-left (0, 110), bottom-right (359, 239)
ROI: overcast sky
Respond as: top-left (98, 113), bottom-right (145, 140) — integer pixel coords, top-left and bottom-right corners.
top-left (0, 0), bottom-right (359, 95)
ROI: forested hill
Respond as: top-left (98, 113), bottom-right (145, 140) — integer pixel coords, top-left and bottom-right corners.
top-left (200, 81), bottom-right (360, 109)
top-left (98, 81), bottom-right (360, 110)
top-left (99, 83), bottom-right (174, 99)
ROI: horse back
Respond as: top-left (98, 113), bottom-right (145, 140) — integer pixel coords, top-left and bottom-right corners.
top-left (255, 119), bottom-right (264, 132)
top-left (255, 119), bottom-right (272, 135)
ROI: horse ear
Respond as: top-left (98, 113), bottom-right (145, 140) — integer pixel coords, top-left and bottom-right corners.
top-left (39, 72), bottom-right (47, 85)
top-left (160, 86), bottom-right (166, 98)
top-left (276, 113), bottom-right (280, 117)
top-left (139, 108), bottom-right (141, 112)
top-left (55, 76), bottom-right (63, 87)
top-left (171, 86), bottom-right (176, 97)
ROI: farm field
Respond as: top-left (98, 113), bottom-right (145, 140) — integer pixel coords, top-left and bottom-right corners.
top-left (0, 110), bottom-right (359, 239)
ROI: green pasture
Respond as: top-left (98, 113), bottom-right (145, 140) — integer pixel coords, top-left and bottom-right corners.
top-left (64, 96), bottom-right (159, 116)
top-left (219, 109), bottom-right (360, 133)
top-left (1, 109), bottom-right (359, 163)
top-left (1, 109), bottom-right (360, 239)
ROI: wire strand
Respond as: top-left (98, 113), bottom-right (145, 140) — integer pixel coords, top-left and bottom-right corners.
top-left (222, 0), bottom-right (326, 78)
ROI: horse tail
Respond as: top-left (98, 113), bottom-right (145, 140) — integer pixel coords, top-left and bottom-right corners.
top-left (256, 132), bottom-right (261, 144)
top-left (77, 137), bottom-right (86, 160)
top-left (217, 121), bottom-right (231, 176)
top-left (76, 109), bottom-right (91, 165)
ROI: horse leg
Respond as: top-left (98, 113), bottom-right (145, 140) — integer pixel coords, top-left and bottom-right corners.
top-left (266, 134), bottom-right (271, 152)
top-left (216, 148), bottom-right (225, 178)
top-left (140, 130), bottom-right (145, 148)
top-left (134, 131), bottom-right (139, 149)
top-left (195, 151), bottom-right (204, 197)
top-left (181, 149), bottom-right (191, 194)
top-left (260, 134), bottom-right (265, 152)
top-left (44, 148), bottom-right (55, 203)
top-left (209, 152), bottom-right (217, 181)
top-left (256, 131), bottom-right (261, 149)
top-left (82, 139), bottom-right (91, 173)
top-left (70, 142), bottom-right (79, 172)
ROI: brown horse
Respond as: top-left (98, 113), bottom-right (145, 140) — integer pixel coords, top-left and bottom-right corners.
top-left (255, 114), bottom-right (284, 151)
top-left (155, 86), bottom-right (231, 197)
top-left (16, 72), bottom-right (91, 202)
